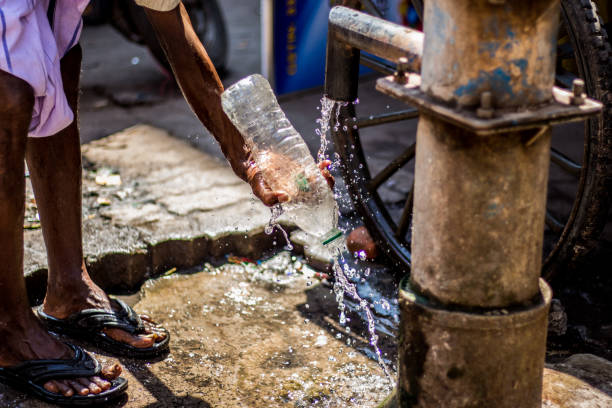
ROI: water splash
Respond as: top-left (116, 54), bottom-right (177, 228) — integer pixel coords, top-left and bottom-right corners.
top-left (265, 203), bottom-right (293, 250)
top-left (314, 94), bottom-right (392, 384)
top-left (316, 96), bottom-right (337, 163)
top-left (331, 252), bottom-right (392, 382)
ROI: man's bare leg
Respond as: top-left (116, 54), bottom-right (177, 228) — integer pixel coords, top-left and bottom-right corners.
top-left (26, 45), bottom-right (166, 348)
top-left (0, 67), bottom-right (121, 397)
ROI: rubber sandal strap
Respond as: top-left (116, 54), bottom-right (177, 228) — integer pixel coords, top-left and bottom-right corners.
top-left (5, 344), bottom-right (99, 385)
top-left (37, 299), bottom-right (170, 358)
top-left (57, 298), bottom-right (145, 335)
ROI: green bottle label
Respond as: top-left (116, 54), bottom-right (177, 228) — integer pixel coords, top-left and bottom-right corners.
top-left (295, 173), bottom-right (311, 192)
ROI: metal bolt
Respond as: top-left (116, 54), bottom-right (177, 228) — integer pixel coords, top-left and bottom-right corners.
top-left (571, 79), bottom-right (585, 105)
top-left (476, 91), bottom-right (494, 119)
top-left (394, 57), bottom-right (409, 85)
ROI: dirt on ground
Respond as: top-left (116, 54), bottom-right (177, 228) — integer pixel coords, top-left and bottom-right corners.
top-left (1, 253), bottom-right (392, 408)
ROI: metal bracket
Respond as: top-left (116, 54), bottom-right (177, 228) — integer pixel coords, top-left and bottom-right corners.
top-left (376, 75), bottom-right (603, 135)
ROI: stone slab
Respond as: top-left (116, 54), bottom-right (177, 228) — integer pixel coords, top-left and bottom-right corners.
top-left (24, 125), bottom-right (300, 296)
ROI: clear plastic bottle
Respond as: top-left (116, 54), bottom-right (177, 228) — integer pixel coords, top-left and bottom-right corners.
top-left (221, 74), bottom-right (342, 246)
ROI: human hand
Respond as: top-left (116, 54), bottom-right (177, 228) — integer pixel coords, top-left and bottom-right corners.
top-left (245, 160), bottom-right (290, 207)
top-left (244, 158), bottom-right (335, 207)
top-left (318, 160), bottom-right (335, 189)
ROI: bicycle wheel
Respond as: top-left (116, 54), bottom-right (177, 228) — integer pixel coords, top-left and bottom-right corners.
top-left (544, 0), bottom-right (612, 279)
top-left (333, 0), bottom-right (612, 280)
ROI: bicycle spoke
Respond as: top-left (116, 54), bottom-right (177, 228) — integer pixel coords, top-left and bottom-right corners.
top-left (396, 184), bottom-right (414, 239)
top-left (360, 54), bottom-right (395, 75)
top-left (357, 109), bottom-right (419, 128)
top-left (545, 211), bottom-right (565, 234)
top-left (368, 143), bottom-right (416, 191)
top-left (551, 147), bottom-right (582, 177)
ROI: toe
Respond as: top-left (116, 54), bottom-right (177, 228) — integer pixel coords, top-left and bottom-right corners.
top-left (56, 380), bottom-right (74, 397)
top-left (104, 327), bottom-right (155, 348)
top-left (43, 380), bottom-right (60, 394)
top-left (140, 314), bottom-right (156, 324)
top-left (100, 362), bottom-right (122, 380)
top-left (67, 379), bottom-right (89, 396)
top-left (91, 376), bottom-right (111, 391)
top-left (78, 377), bottom-right (101, 394)
top-left (155, 330), bottom-right (168, 342)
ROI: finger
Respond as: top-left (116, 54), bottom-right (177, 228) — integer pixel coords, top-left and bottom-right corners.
top-left (100, 362), bottom-right (122, 380)
top-left (43, 380), bottom-right (60, 394)
top-left (318, 160), bottom-right (335, 188)
top-left (91, 376), bottom-right (111, 391)
top-left (318, 160), bottom-right (332, 170)
top-left (251, 173), bottom-right (287, 206)
top-left (322, 169), bottom-right (335, 189)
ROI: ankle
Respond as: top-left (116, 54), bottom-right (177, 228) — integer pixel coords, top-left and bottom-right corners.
top-left (0, 309), bottom-right (40, 338)
top-left (43, 279), bottom-right (109, 319)
top-left (46, 263), bottom-right (97, 298)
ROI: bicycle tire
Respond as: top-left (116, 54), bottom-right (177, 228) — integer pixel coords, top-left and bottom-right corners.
top-left (543, 0), bottom-right (612, 279)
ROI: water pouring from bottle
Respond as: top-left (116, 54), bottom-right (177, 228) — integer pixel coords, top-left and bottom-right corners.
top-left (222, 75), bottom-right (392, 384)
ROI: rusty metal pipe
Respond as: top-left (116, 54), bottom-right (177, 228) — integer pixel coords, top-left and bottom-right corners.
top-left (325, 6), bottom-right (423, 102)
top-left (392, 278), bottom-right (552, 408)
top-left (410, 115), bottom-right (552, 308)
top-left (420, 0), bottom-right (560, 108)
top-left (329, 7), bottom-right (423, 71)
top-left (329, 7), bottom-right (423, 70)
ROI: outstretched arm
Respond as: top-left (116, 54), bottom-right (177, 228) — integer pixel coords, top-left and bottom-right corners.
top-left (141, 2), bottom-right (286, 206)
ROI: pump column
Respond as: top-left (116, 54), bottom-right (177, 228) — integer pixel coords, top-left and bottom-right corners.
top-left (388, 0), bottom-right (558, 406)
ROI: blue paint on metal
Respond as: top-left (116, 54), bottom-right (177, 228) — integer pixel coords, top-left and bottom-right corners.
top-left (479, 41), bottom-right (501, 58)
top-left (511, 58), bottom-right (527, 71)
top-left (454, 68), bottom-right (514, 98)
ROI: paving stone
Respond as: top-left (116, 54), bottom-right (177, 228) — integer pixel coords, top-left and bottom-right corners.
top-left (543, 366), bottom-right (612, 407)
top-left (23, 125), bottom-right (291, 292)
top-left (547, 354), bottom-right (612, 397)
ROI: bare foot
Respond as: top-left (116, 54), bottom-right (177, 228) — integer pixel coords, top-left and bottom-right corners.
top-left (43, 278), bottom-right (167, 349)
top-left (0, 312), bottom-right (122, 397)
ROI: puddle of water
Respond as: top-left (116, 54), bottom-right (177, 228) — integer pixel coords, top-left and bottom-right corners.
top-left (129, 253), bottom-right (394, 407)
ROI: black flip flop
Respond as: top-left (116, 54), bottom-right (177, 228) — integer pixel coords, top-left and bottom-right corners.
top-left (0, 343), bottom-right (127, 406)
top-left (37, 298), bottom-right (170, 358)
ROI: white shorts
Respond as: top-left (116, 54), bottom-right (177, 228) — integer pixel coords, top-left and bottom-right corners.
top-left (0, 0), bottom-right (89, 137)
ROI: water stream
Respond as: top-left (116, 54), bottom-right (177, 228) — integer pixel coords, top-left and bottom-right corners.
top-left (318, 97), bottom-right (393, 383)
top-left (265, 203), bottom-right (293, 250)
top-left (263, 95), bottom-right (393, 386)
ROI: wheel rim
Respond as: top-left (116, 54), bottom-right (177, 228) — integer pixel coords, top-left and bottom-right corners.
top-left (332, 2), bottom-right (606, 280)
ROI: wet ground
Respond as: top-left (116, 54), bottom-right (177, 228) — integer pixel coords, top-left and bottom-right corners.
top-left (9, 1), bottom-right (610, 405)
top-left (4, 254), bottom-right (396, 408)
